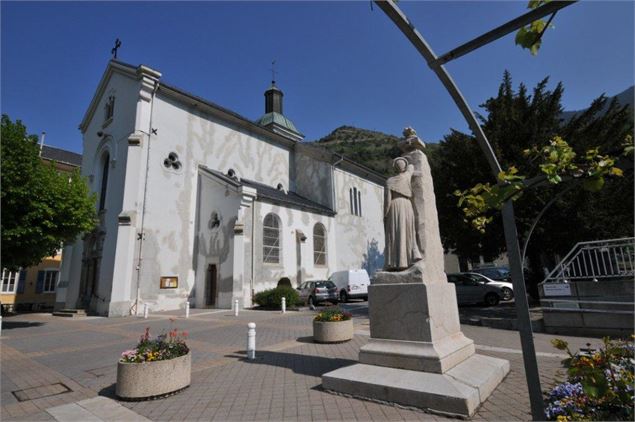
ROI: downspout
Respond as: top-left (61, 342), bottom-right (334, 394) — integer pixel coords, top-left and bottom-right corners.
top-left (133, 81), bottom-right (159, 315)
top-left (39, 132), bottom-right (46, 156)
top-left (250, 200), bottom-right (256, 304)
top-left (331, 154), bottom-right (344, 210)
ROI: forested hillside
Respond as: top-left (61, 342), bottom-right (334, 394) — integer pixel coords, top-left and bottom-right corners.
top-left (313, 125), bottom-right (440, 176)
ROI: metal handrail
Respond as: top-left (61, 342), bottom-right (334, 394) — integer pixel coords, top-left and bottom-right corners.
top-left (542, 238), bottom-right (635, 283)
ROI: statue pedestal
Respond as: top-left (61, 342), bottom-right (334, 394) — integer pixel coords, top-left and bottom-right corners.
top-left (322, 267), bottom-right (510, 417)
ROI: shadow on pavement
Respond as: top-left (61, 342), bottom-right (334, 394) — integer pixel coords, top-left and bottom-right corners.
top-left (0, 320), bottom-right (45, 330)
top-left (98, 384), bottom-right (117, 400)
top-left (232, 350), bottom-right (357, 378)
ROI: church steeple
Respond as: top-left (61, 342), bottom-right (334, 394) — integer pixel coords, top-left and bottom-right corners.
top-left (264, 82), bottom-right (283, 114)
top-left (255, 77), bottom-right (304, 142)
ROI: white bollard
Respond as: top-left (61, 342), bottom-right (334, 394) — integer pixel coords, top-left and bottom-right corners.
top-left (0, 314), bottom-right (3, 336)
top-left (185, 301), bottom-right (190, 319)
top-left (234, 299), bottom-right (239, 316)
top-left (247, 322), bottom-right (256, 360)
top-left (281, 297), bottom-right (286, 314)
top-left (143, 303), bottom-right (148, 319)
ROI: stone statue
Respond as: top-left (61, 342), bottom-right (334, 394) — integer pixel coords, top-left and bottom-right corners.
top-left (379, 128), bottom-right (447, 283)
top-left (384, 157), bottom-right (422, 270)
top-left (323, 127), bottom-right (510, 418)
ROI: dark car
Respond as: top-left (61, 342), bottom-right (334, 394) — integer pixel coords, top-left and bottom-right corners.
top-left (297, 280), bottom-right (338, 307)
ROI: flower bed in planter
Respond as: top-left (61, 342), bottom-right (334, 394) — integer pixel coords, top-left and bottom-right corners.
top-left (116, 327), bottom-right (191, 400)
top-left (313, 308), bottom-right (354, 343)
top-left (545, 337), bottom-right (634, 421)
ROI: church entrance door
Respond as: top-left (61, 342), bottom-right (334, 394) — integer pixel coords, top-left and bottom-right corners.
top-left (206, 264), bottom-right (218, 307)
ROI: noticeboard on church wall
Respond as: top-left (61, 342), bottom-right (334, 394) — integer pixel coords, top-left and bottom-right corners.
top-left (160, 276), bottom-right (178, 289)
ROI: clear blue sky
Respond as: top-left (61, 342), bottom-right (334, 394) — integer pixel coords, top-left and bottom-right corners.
top-left (2, 1), bottom-right (633, 154)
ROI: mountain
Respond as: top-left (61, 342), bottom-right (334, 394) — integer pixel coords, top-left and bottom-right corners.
top-left (313, 86), bottom-right (633, 176)
top-left (561, 86), bottom-right (634, 121)
top-left (313, 126), bottom-right (439, 176)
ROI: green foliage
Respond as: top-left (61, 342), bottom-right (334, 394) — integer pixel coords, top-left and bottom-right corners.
top-left (433, 71), bottom-right (633, 283)
top-left (545, 337), bottom-right (634, 421)
top-left (515, 0), bottom-right (554, 55)
top-left (457, 134), bottom-right (628, 233)
top-left (253, 286), bottom-right (301, 309)
top-left (1, 115), bottom-right (97, 269)
top-left (314, 307), bottom-right (352, 322)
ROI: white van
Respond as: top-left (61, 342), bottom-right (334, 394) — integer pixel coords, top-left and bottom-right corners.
top-left (329, 270), bottom-right (370, 302)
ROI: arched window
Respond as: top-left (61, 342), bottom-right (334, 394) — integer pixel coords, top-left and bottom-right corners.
top-left (99, 153), bottom-right (110, 211)
top-left (263, 213), bottom-right (281, 264)
top-left (313, 223), bottom-right (327, 266)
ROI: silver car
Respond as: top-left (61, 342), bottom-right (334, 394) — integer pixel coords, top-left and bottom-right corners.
top-left (297, 280), bottom-right (338, 307)
top-left (447, 272), bottom-right (514, 306)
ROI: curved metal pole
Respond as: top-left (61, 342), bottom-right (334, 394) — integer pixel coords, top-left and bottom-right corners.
top-left (522, 182), bottom-right (578, 266)
top-left (374, 1), bottom-right (544, 419)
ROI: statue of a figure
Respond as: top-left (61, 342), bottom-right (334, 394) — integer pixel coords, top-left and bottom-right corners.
top-left (384, 157), bottom-right (422, 271)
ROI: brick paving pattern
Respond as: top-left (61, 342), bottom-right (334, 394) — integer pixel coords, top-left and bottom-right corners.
top-left (1, 308), bottom-right (602, 421)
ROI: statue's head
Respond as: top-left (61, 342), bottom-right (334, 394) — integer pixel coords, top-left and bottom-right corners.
top-left (393, 157), bottom-right (408, 173)
top-left (403, 127), bottom-right (417, 139)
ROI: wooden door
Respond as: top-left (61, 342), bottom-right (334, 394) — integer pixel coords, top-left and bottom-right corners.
top-left (206, 264), bottom-right (218, 307)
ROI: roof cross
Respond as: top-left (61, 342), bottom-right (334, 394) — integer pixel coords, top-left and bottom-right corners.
top-left (269, 60), bottom-right (278, 84)
top-left (111, 38), bottom-right (122, 59)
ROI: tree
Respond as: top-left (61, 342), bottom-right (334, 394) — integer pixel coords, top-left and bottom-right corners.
top-left (428, 131), bottom-right (505, 270)
top-left (434, 73), bottom-right (633, 288)
top-left (1, 115), bottom-right (97, 270)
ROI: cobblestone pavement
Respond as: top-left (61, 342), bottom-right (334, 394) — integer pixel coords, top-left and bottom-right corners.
top-left (1, 307), bottom-right (603, 421)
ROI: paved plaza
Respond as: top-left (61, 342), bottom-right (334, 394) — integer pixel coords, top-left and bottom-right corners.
top-left (1, 306), bottom-right (602, 421)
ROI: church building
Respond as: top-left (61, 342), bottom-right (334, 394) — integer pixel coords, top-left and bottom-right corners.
top-left (56, 60), bottom-right (386, 316)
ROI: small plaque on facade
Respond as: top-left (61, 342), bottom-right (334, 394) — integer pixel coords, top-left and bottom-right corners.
top-left (543, 283), bottom-right (571, 297)
top-left (160, 276), bottom-right (178, 289)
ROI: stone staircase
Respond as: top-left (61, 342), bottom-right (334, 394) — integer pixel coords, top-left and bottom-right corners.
top-left (52, 309), bottom-right (87, 318)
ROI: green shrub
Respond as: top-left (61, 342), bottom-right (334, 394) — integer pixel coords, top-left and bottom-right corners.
top-left (254, 286), bottom-right (301, 309)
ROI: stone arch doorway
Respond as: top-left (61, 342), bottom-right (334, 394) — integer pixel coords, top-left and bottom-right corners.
top-left (78, 229), bottom-right (105, 311)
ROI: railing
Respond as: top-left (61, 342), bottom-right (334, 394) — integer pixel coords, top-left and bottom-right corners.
top-left (542, 237), bottom-right (635, 284)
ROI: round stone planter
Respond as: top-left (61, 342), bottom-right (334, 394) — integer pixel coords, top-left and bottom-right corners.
top-left (313, 319), bottom-right (354, 343)
top-left (116, 351), bottom-right (191, 400)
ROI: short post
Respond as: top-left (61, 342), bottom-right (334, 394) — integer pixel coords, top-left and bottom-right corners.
top-left (0, 314), bottom-right (3, 336)
top-left (143, 303), bottom-right (148, 319)
top-left (185, 301), bottom-right (190, 319)
top-left (281, 297), bottom-right (286, 314)
top-left (234, 299), bottom-right (239, 316)
top-left (247, 322), bottom-right (256, 360)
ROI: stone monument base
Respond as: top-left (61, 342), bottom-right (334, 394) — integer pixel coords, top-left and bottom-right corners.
top-left (323, 354), bottom-right (510, 417)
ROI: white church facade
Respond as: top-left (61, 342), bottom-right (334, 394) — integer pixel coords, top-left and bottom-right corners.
top-left (56, 60), bottom-right (386, 316)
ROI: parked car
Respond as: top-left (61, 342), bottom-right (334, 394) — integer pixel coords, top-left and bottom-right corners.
top-left (329, 270), bottom-right (370, 302)
top-left (297, 280), bottom-right (338, 307)
top-left (446, 272), bottom-right (514, 306)
top-left (470, 266), bottom-right (511, 282)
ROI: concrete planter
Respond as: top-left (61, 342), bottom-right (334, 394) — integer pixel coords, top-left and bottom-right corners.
top-left (116, 351), bottom-right (191, 400)
top-left (313, 319), bottom-right (354, 343)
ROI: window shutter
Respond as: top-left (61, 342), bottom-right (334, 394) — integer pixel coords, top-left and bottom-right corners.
top-left (17, 270), bottom-right (27, 293)
top-left (36, 271), bottom-right (45, 293)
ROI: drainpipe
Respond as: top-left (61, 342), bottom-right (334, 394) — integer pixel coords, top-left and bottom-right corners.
top-left (133, 81), bottom-right (159, 315)
top-left (39, 132), bottom-right (46, 156)
top-left (330, 154), bottom-right (344, 210)
top-left (250, 200), bottom-right (256, 304)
